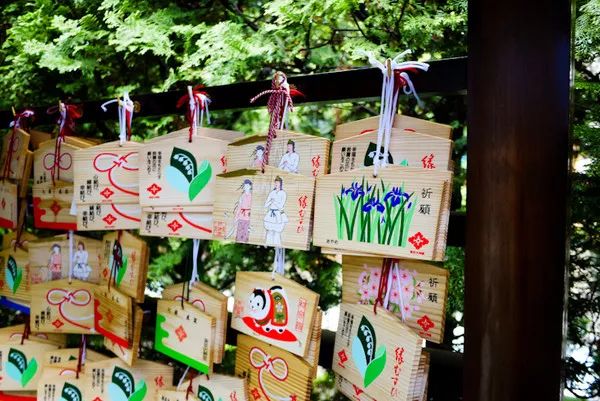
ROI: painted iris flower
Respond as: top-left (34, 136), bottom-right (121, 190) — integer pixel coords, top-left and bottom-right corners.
top-left (362, 197), bottom-right (385, 213)
top-left (384, 186), bottom-right (412, 208)
top-left (344, 182), bottom-right (366, 201)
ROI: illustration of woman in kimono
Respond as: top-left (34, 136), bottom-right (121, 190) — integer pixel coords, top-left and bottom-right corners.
top-left (232, 179), bottom-right (253, 243)
top-left (250, 145), bottom-right (265, 168)
top-left (48, 244), bottom-right (62, 280)
top-left (72, 241), bottom-right (92, 280)
top-left (264, 176), bottom-right (288, 246)
top-left (278, 140), bottom-right (299, 173)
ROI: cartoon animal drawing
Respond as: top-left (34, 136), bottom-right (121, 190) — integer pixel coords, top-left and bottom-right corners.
top-left (248, 286), bottom-right (289, 334)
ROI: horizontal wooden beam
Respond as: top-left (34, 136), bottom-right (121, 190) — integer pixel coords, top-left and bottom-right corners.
top-left (0, 57), bottom-right (466, 127)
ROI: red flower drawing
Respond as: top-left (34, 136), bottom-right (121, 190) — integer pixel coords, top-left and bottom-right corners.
top-left (408, 232), bottom-right (430, 250)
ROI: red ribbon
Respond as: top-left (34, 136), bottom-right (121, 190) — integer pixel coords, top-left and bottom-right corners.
top-left (46, 103), bottom-right (82, 184)
top-left (374, 258), bottom-right (394, 315)
top-left (176, 85), bottom-right (209, 142)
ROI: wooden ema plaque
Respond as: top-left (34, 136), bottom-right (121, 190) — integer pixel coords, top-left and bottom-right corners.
top-left (333, 304), bottom-right (422, 401)
top-left (78, 203), bottom-right (141, 231)
top-left (225, 130), bottom-right (330, 177)
top-left (154, 299), bottom-right (215, 374)
top-left (0, 325), bottom-right (67, 347)
top-left (231, 272), bottom-right (319, 359)
top-left (0, 341), bottom-right (59, 391)
top-left (330, 129), bottom-right (452, 173)
top-left (94, 286), bottom-right (133, 349)
top-left (30, 279), bottom-right (97, 334)
top-left (141, 210), bottom-right (213, 239)
top-left (313, 166), bottom-right (452, 261)
top-left (305, 310), bottom-right (322, 371)
top-left (100, 231), bottom-right (149, 303)
top-left (235, 335), bottom-right (313, 401)
top-left (37, 367), bottom-right (85, 401)
top-left (0, 248), bottom-right (30, 302)
top-left (342, 255), bottom-right (449, 343)
top-left (33, 137), bottom-right (95, 230)
top-left (28, 234), bottom-right (103, 285)
top-left (161, 281), bottom-right (228, 363)
top-left (0, 128), bottom-right (31, 181)
top-left (83, 358), bottom-right (174, 401)
top-left (0, 182), bottom-right (17, 229)
top-left (104, 306), bottom-right (144, 366)
top-left (173, 373), bottom-right (248, 401)
top-left (139, 127), bottom-right (243, 210)
top-left (212, 167), bottom-right (315, 250)
top-left (335, 115), bottom-right (452, 141)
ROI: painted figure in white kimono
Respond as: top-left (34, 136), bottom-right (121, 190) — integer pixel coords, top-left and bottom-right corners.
top-left (72, 241), bottom-right (92, 280)
top-left (264, 176), bottom-right (288, 246)
top-left (251, 145), bottom-right (265, 168)
top-left (278, 140), bottom-right (299, 173)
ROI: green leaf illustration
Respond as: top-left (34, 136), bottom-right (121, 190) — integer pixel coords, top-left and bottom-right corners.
top-left (357, 316), bottom-right (377, 365)
top-left (60, 382), bottom-right (82, 401)
top-left (112, 366), bottom-right (135, 398)
top-left (8, 348), bottom-right (27, 374)
top-left (5, 256), bottom-right (22, 294)
top-left (21, 358), bottom-right (37, 386)
top-left (170, 147), bottom-right (197, 184)
top-left (129, 380), bottom-right (147, 401)
top-left (188, 160), bottom-right (212, 201)
top-left (197, 385), bottom-right (215, 401)
top-left (116, 255), bottom-right (128, 287)
top-left (363, 346), bottom-right (386, 387)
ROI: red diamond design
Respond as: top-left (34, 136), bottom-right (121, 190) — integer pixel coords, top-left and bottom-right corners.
top-left (93, 397), bottom-right (103, 401)
top-left (1, 198), bottom-right (5, 209)
top-left (168, 219), bottom-right (182, 233)
top-left (337, 349), bottom-right (348, 368)
top-left (106, 310), bottom-right (114, 323)
top-left (408, 232), bottom-right (430, 250)
top-left (102, 213), bottom-right (117, 225)
top-left (52, 319), bottom-right (64, 329)
top-left (250, 388), bottom-right (261, 400)
top-left (102, 268), bottom-right (109, 278)
top-left (154, 376), bottom-right (164, 388)
top-left (175, 325), bottom-right (187, 342)
top-left (417, 315), bottom-right (435, 332)
top-left (100, 187), bottom-right (114, 199)
top-left (50, 201), bottom-right (62, 216)
top-left (147, 183), bottom-right (162, 195)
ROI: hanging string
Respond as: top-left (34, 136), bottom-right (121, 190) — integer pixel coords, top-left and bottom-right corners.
top-left (19, 319), bottom-right (30, 345)
top-left (76, 334), bottom-right (86, 379)
top-left (271, 247), bottom-right (285, 280)
top-left (382, 260), bottom-right (407, 321)
top-left (176, 85), bottom-right (211, 142)
top-left (46, 102), bottom-right (82, 185)
top-left (109, 230), bottom-right (124, 291)
top-left (68, 230), bottom-right (74, 284)
top-left (190, 239), bottom-right (201, 284)
top-left (185, 369), bottom-right (198, 400)
top-left (250, 72), bottom-right (303, 171)
top-left (177, 366), bottom-right (191, 391)
top-left (101, 92), bottom-right (135, 145)
top-left (2, 110), bottom-right (34, 181)
top-left (373, 258), bottom-right (393, 315)
top-left (361, 51), bottom-right (429, 177)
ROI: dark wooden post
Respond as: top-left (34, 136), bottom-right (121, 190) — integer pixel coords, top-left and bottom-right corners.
top-left (466, 1), bottom-right (571, 400)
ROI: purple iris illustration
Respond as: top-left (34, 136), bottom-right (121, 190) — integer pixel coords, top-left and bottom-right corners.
top-left (344, 182), bottom-right (365, 201)
top-left (384, 186), bottom-right (412, 208)
top-left (362, 197), bottom-right (385, 213)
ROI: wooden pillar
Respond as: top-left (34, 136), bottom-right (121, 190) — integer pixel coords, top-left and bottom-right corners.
top-left (466, 1), bottom-right (571, 400)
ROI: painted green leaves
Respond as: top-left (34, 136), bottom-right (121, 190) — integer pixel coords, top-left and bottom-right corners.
top-left (165, 147), bottom-right (212, 201)
top-left (197, 385), bottom-right (217, 401)
top-left (5, 256), bottom-right (23, 294)
top-left (351, 316), bottom-right (386, 388)
top-left (108, 366), bottom-right (147, 401)
top-left (6, 348), bottom-right (38, 387)
top-left (59, 382), bottom-right (82, 401)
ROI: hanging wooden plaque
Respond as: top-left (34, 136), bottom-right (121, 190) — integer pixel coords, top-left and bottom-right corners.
top-left (104, 306), bottom-right (143, 366)
top-left (305, 310), bottom-right (322, 371)
top-left (313, 166), bottom-right (452, 261)
top-left (33, 137), bottom-right (95, 187)
top-left (330, 129), bottom-right (452, 173)
top-left (342, 255), bottom-right (448, 343)
top-left (155, 299), bottom-right (215, 374)
top-left (30, 279), bottom-right (97, 334)
top-left (94, 286), bottom-right (133, 349)
top-left (139, 128), bottom-right (243, 210)
top-left (232, 272), bottom-right (319, 359)
top-left (333, 304), bottom-right (422, 401)
top-left (174, 373), bottom-right (248, 401)
top-left (0, 248), bottom-right (30, 302)
top-left (335, 115), bottom-right (452, 141)
top-left (161, 281), bottom-right (228, 363)
top-left (235, 335), bottom-right (313, 401)
top-left (29, 235), bottom-right (103, 285)
top-left (0, 182), bottom-right (17, 229)
top-left (0, 325), bottom-right (67, 347)
top-left (141, 210), bottom-right (213, 239)
top-left (83, 358), bottom-right (173, 401)
top-left (32, 184), bottom-right (77, 230)
top-left (0, 128), bottom-right (31, 181)
top-left (73, 141), bottom-right (141, 205)
top-left (77, 203), bottom-right (141, 230)
top-left (225, 130), bottom-right (330, 177)
top-left (212, 167), bottom-right (315, 250)
top-left (100, 231), bottom-right (149, 303)
top-left (0, 341), bottom-right (59, 391)
top-left (36, 366), bottom-right (85, 401)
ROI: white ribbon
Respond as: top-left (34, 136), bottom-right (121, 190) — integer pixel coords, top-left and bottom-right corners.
top-left (8, 110), bottom-right (34, 128)
top-left (58, 102), bottom-right (67, 136)
top-left (272, 247), bottom-right (286, 279)
top-left (101, 92), bottom-right (135, 145)
top-left (177, 365), bottom-right (190, 390)
top-left (187, 85), bottom-right (211, 138)
top-left (190, 239), bottom-right (201, 284)
top-left (361, 50), bottom-right (429, 176)
top-left (68, 230), bottom-right (74, 283)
